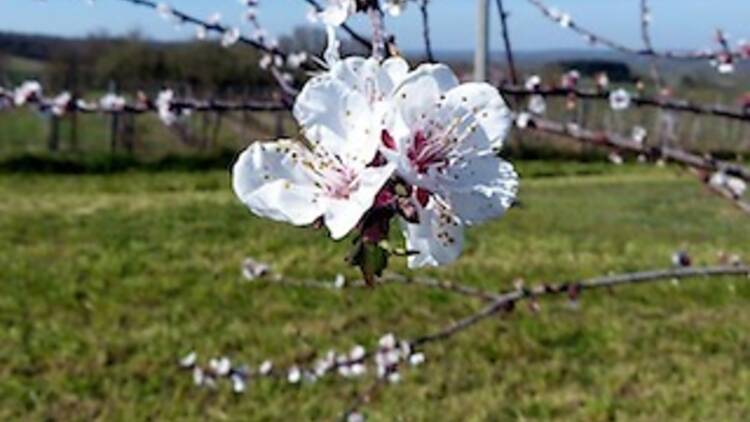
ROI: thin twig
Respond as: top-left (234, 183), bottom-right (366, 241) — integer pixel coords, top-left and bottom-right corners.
top-left (1, 92), bottom-right (288, 115)
top-left (114, 0), bottom-right (303, 96)
top-left (301, 0), bottom-right (373, 51)
top-left (495, 0), bottom-right (519, 85)
top-left (499, 84), bottom-right (750, 122)
top-left (419, 0), bottom-right (436, 62)
top-left (411, 265), bottom-right (750, 347)
top-left (525, 0), bottom-right (748, 62)
top-left (523, 115), bottom-right (750, 183)
top-left (261, 272), bottom-right (501, 301)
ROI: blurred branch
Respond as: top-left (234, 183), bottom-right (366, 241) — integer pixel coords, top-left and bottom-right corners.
top-left (522, 115), bottom-right (750, 183)
top-left (301, 0), bottom-right (373, 50)
top-left (260, 272), bottom-right (502, 301)
top-left (500, 84), bottom-right (750, 123)
top-left (114, 0), bottom-right (303, 96)
top-left (525, 0), bottom-right (749, 62)
top-left (419, 0), bottom-right (436, 62)
top-left (411, 265), bottom-right (750, 347)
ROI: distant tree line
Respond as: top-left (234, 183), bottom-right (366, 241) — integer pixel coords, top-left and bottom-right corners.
top-left (0, 27), bottom-right (366, 96)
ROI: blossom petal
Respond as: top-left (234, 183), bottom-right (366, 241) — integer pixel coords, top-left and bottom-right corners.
top-left (442, 82), bottom-right (512, 151)
top-left (392, 63), bottom-right (459, 127)
top-left (324, 164), bottom-right (395, 239)
top-left (402, 198), bottom-right (464, 268)
top-left (437, 156), bottom-right (518, 225)
top-left (232, 141), bottom-right (326, 225)
top-left (294, 76), bottom-right (381, 167)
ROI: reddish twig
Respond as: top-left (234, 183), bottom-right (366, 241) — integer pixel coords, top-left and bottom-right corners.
top-left (522, 115), bottom-right (750, 183)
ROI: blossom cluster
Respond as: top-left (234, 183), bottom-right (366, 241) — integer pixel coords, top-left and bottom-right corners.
top-left (179, 333), bottom-right (425, 394)
top-left (232, 30), bottom-right (518, 276)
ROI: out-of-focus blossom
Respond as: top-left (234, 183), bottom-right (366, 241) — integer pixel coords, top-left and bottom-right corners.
top-left (314, 0), bottom-right (357, 26)
top-left (221, 27), bottom-right (241, 47)
top-left (528, 95), bottom-right (546, 115)
top-left (100, 93), bottom-right (126, 111)
top-left (383, 0), bottom-right (407, 16)
top-left (13, 80), bottom-right (42, 106)
top-left (609, 89), bottom-right (631, 111)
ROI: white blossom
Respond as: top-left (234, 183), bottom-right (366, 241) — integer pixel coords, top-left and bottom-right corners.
top-left (286, 52), bottom-right (308, 69)
top-left (207, 12), bottom-right (222, 25)
top-left (515, 112), bottom-right (531, 129)
top-left (179, 351), bottom-right (197, 368)
top-left (195, 25), bottom-right (207, 40)
top-left (241, 257), bottom-right (271, 280)
top-left (230, 374), bottom-right (246, 393)
top-left (609, 88), bottom-right (631, 111)
top-left (350, 345), bottom-right (366, 361)
top-left (608, 152), bottom-right (624, 165)
top-left (221, 27), bottom-right (241, 47)
top-left (631, 126), bottom-right (647, 144)
top-left (528, 95), bottom-right (546, 115)
top-left (156, 89), bottom-right (177, 125)
top-left (13, 80), bottom-right (42, 106)
top-left (558, 13), bottom-right (572, 28)
top-left (315, 0), bottom-right (356, 26)
top-left (387, 371), bottom-right (401, 384)
top-left (334, 273), bottom-right (346, 288)
top-left (596, 73), bottom-right (610, 89)
top-left (383, 0), bottom-right (407, 16)
top-left (717, 62), bottom-right (735, 74)
top-left (233, 53), bottom-right (406, 240)
top-left (99, 93), bottom-right (126, 111)
top-left (378, 333), bottom-right (397, 350)
top-left (409, 352), bottom-right (425, 366)
top-left (51, 91), bottom-right (72, 116)
top-left (193, 367), bottom-right (205, 386)
top-left (288, 366), bottom-right (302, 384)
top-left (156, 2), bottom-right (173, 20)
top-left (259, 360), bottom-right (273, 375)
top-left (259, 54), bottom-right (273, 70)
top-left (347, 413), bottom-right (365, 422)
top-left (524, 75), bottom-right (541, 90)
top-left (378, 62), bottom-right (518, 267)
top-left (209, 357), bottom-right (231, 376)
top-left (710, 171), bottom-right (747, 198)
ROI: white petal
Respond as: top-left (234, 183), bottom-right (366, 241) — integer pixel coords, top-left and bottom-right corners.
top-left (402, 198), bottom-right (464, 268)
top-left (293, 77), bottom-right (380, 166)
top-left (392, 63), bottom-right (459, 127)
top-left (381, 56), bottom-right (410, 90)
top-left (437, 156), bottom-right (518, 225)
top-left (232, 141), bottom-right (326, 226)
top-left (442, 82), bottom-right (512, 151)
top-left (324, 164), bottom-right (395, 239)
top-left (318, 0), bottom-right (356, 26)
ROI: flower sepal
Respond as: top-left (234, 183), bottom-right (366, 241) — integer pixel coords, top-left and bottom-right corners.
top-left (348, 239), bottom-right (389, 286)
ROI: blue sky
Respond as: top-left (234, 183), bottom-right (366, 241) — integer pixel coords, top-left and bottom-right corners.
top-left (2, 0), bottom-right (749, 52)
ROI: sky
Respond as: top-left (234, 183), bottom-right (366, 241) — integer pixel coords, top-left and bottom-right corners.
top-left (2, 0), bottom-right (750, 53)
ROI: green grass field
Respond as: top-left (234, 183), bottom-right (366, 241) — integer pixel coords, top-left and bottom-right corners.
top-left (1, 163), bottom-right (749, 421)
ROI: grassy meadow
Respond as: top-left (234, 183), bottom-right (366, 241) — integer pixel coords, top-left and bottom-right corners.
top-left (1, 161), bottom-right (749, 421)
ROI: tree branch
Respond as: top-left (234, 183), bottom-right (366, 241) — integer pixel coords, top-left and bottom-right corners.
top-left (499, 84), bottom-right (750, 123)
top-left (525, 0), bottom-right (748, 62)
top-left (495, 0), bottom-right (519, 85)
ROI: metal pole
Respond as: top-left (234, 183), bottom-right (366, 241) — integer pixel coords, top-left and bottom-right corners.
top-left (475, 0), bottom-right (489, 81)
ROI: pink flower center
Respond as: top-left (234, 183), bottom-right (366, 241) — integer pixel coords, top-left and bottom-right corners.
top-left (407, 130), bottom-right (450, 174)
top-left (317, 164), bottom-right (359, 200)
